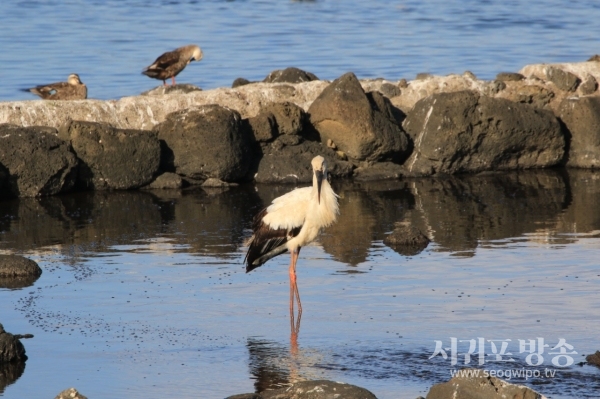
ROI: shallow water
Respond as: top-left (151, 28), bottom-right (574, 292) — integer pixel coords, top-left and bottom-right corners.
top-left (2, 0), bottom-right (600, 101)
top-left (1, 169), bottom-right (599, 398)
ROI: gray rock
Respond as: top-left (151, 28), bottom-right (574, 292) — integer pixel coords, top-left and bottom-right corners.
top-left (141, 83), bottom-right (202, 96)
top-left (0, 124), bottom-right (78, 197)
top-left (142, 172), bottom-right (184, 189)
top-left (248, 102), bottom-right (309, 143)
top-left (0, 323), bottom-right (27, 362)
top-left (383, 224), bottom-right (430, 256)
top-left (495, 72), bottom-right (525, 82)
top-left (578, 74), bottom-right (598, 95)
top-left (378, 83), bottom-right (401, 98)
top-left (156, 105), bottom-right (255, 182)
top-left (260, 380), bottom-right (377, 399)
top-left (54, 387), bottom-right (88, 399)
top-left (263, 67), bottom-right (319, 83)
top-left (255, 141), bottom-right (353, 183)
top-left (546, 66), bottom-right (581, 92)
top-left (353, 162), bottom-right (404, 181)
top-left (248, 112), bottom-right (278, 142)
top-left (512, 85), bottom-right (555, 109)
top-left (425, 368), bottom-right (546, 399)
top-left (0, 255), bottom-right (42, 277)
top-left (402, 90), bottom-right (564, 176)
top-left (559, 96), bottom-right (600, 168)
top-left (232, 77), bottom-right (252, 88)
top-left (58, 120), bottom-right (161, 190)
top-left (309, 72), bottom-right (410, 163)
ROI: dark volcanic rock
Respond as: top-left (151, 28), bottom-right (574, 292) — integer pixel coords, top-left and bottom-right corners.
top-left (260, 380), bottom-right (377, 399)
top-left (402, 90), bottom-right (564, 176)
top-left (255, 141), bottom-right (353, 183)
top-left (559, 96), bottom-right (600, 168)
top-left (263, 67), bottom-right (319, 83)
top-left (156, 105), bottom-right (255, 182)
top-left (384, 224), bottom-right (430, 256)
top-left (54, 387), bottom-right (88, 399)
top-left (232, 77), bottom-right (252, 88)
top-left (142, 172), bottom-right (184, 189)
top-left (0, 124), bottom-right (78, 198)
top-left (59, 120), bottom-right (161, 190)
top-left (248, 102), bottom-right (309, 143)
top-left (353, 162), bottom-right (404, 181)
top-left (514, 85), bottom-right (555, 109)
top-left (426, 368), bottom-right (545, 399)
top-left (0, 324), bottom-right (28, 363)
top-left (141, 83), bottom-right (202, 96)
top-left (579, 74), bottom-right (598, 95)
top-left (0, 255), bottom-right (41, 278)
top-left (586, 350), bottom-right (600, 367)
top-left (309, 72), bottom-right (410, 163)
top-left (546, 66), bottom-right (581, 92)
top-left (495, 72), bottom-right (525, 82)
top-left (378, 83), bottom-right (402, 98)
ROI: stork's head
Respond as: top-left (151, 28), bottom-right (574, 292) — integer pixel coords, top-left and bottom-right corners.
top-left (67, 74), bottom-right (83, 85)
top-left (311, 155), bottom-right (328, 204)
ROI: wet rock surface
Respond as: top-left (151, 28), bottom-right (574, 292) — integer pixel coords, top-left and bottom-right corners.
top-left (259, 380), bottom-right (378, 399)
top-left (383, 224), bottom-right (430, 256)
top-left (0, 255), bottom-right (42, 289)
top-left (58, 120), bottom-right (161, 190)
top-left (0, 324), bottom-right (28, 363)
top-left (586, 350), bottom-right (600, 367)
top-left (425, 369), bottom-right (546, 399)
top-left (0, 124), bottom-right (78, 198)
top-left (54, 387), bottom-right (88, 399)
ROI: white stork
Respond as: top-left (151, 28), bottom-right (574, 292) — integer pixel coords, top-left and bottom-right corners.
top-left (245, 155), bottom-right (339, 315)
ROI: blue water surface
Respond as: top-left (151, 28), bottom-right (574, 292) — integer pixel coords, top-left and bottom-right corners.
top-left (2, 0), bottom-right (599, 101)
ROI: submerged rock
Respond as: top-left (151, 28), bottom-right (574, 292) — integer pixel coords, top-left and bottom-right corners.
top-left (586, 350), bottom-right (600, 367)
top-left (384, 224), bottom-right (430, 256)
top-left (0, 324), bottom-right (28, 363)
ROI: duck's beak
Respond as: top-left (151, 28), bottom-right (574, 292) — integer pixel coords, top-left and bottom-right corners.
top-left (315, 170), bottom-right (324, 204)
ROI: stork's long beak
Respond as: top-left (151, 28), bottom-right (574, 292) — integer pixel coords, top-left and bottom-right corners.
top-left (315, 170), bottom-right (324, 204)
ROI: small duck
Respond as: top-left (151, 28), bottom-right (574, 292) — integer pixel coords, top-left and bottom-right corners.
top-left (142, 44), bottom-right (203, 86)
top-left (23, 73), bottom-right (87, 100)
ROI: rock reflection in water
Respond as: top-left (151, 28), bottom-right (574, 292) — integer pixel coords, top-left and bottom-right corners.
top-left (0, 169), bottom-right (598, 264)
top-left (0, 360), bottom-right (25, 395)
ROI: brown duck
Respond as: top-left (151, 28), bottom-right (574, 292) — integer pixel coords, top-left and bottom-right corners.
top-left (142, 44), bottom-right (203, 86)
top-left (24, 73), bottom-right (87, 100)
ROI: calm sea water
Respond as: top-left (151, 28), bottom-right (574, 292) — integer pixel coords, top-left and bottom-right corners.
top-left (2, 0), bottom-right (600, 101)
top-left (1, 170), bottom-right (600, 398)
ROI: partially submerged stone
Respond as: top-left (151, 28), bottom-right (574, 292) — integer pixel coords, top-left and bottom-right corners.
top-left (0, 323), bottom-right (28, 363)
top-left (260, 380), bottom-right (377, 399)
top-left (425, 368), bottom-right (547, 399)
top-left (54, 387), bottom-right (88, 399)
top-left (558, 96), bottom-right (600, 168)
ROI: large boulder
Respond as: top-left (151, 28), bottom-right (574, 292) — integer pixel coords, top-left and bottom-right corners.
top-left (426, 368), bottom-right (546, 399)
top-left (156, 105), bottom-right (255, 182)
top-left (309, 72), bottom-right (410, 163)
top-left (558, 96), bottom-right (600, 168)
top-left (0, 124), bottom-right (78, 197)
top-left (402, 90), bottom-right (565, 176)
top-left (0, 254), bottom-right (42, 289)
top-left (58, 120), bottom-right (161, 190)
top-left (255, 140), bottom-right (353, 183)
top-left (248, 101), bottom-right (310, 143)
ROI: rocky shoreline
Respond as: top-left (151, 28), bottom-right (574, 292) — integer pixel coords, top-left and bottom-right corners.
top-left (0, 59), bottom-right (599, 198)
